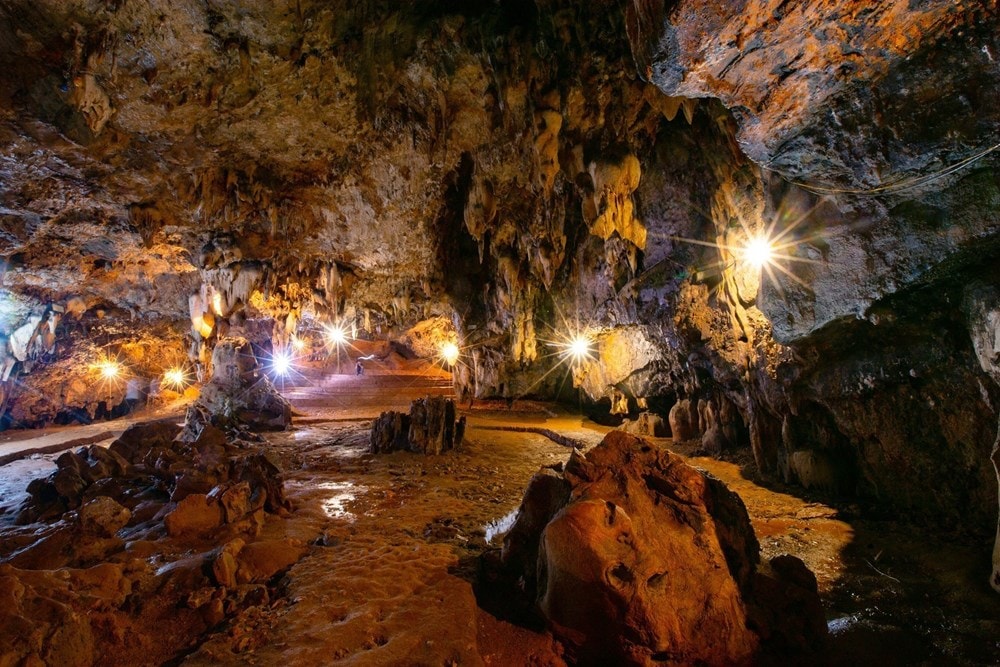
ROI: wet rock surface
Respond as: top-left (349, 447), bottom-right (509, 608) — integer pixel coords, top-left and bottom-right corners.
top-left (498, 431), bottom-right (826, 665)
top-left (0, 418), bottom-right (300, 666)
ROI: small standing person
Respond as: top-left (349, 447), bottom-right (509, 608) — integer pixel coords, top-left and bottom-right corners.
top-left (355, 359), bottom-right (364, 376)
top-left (125, 376), bottom-right (142, 414)
top-left (147, 375), bottom-right (161, 408)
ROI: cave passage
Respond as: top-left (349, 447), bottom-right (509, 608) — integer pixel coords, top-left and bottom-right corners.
top-left (2, 0), bottom-right (1000, 664)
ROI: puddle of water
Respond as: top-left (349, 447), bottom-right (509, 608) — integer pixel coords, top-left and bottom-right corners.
top-left (293, 428), bottom-right (326, 440)
top-left (0, 456), bottom-right (57, 525)
top-left (827, 614), bottom-right (860, 635)
top-left (284, 479), bottom-right (366, 521)
top-left (484, 508), bottom-right (520, 544)
top-left (315, 481), bottom-right (365, 521)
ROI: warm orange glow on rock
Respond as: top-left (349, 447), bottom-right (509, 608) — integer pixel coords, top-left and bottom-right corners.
top-left (164, 368), bottom-right (186, 389)
top-left (568, 335), bottom-right (591, 360)
top-left (99, 360), bottom-right (120, 380)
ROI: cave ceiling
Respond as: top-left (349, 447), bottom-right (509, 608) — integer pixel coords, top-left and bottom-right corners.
top-left (0, 0), bottom-right (995, 322)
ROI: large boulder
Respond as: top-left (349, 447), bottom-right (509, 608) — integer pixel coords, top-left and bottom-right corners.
top-left (500, 467), bottom-right (571, 596)
top-left (234, 538), bottom-right (307, 584)
top-left (164, 494), bottom-right (224, 537)
top-left (109, 421), bottom-right (183, 463)
top-left (500, 431), bottom-right (826, 665)
top-left (78, 497), bottom-right (131, 537)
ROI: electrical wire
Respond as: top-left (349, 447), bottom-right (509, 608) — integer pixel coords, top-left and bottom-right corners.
top-left (780, 140), bottom-right (1000, 196)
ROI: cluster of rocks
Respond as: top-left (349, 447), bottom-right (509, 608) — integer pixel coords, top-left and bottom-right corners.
top-left (495, 431), bottom-right (826, 665)
top-left (0, 420), bottom-right (304, 666)
top-left (16, 421), bottom-right (289, 528)
top-left (618, 399), bottom-right (744, 458)
top-left (371, 396), bottom-right (466, 455)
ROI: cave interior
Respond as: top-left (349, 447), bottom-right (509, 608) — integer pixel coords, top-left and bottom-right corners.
top-left (1, 0), bottom-right (1000, 665)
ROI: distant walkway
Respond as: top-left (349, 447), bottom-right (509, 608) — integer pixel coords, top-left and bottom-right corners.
top-left (0, 402), bottom-right (187, 466)
top-left (280, 367), bottom-right (455, 421)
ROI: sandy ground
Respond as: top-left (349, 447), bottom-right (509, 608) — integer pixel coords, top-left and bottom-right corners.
top-left (1, 361), bottom-right (999, 664)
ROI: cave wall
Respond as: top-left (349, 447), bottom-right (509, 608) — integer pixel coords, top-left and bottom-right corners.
top-left (616, 0), bottom-right (1000, 528)
top-left (1, 1), bottom-right (999, 530)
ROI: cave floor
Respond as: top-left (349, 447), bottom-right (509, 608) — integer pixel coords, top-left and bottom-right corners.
top-left (2, 368), bottom-right (998, 664)
top-left (191, 368), bottom-right (1000, 665)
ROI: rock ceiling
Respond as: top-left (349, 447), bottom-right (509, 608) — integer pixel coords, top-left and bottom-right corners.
top-left (2, 0), bottom-right (1000, 536)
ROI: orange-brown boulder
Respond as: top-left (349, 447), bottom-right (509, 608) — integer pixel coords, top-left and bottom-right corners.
top-left (501, 431), bottom-right (825, 665)
top-left (164, 494), bottom-right (224, 537)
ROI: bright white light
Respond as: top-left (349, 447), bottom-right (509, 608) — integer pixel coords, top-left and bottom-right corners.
top-left (291, 337), bottom-right (306, 351)
top-left (99, 360), bottom-right (120, 380)
top-left (164, 368), bottom-right (186, 389)
top-left (440, 342), bottom-right (459, 365)
top-left (272, 352), bottom-right (292, 376)
top-left (568, 336), bottom-right (591, 360)
top-left (325, 325), bottom-right (347, 345)
top-left (743, 237), bottom-right (774, 268)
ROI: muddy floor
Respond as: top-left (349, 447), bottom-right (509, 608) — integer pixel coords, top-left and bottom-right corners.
top-left (3, 366), bottom-right (999, 665)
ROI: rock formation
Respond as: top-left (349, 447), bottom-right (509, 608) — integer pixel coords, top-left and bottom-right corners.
top-left (371, 395), bottom-right (465, 455)
top-left (1, 420), bottom-right (302, 665)
top-left (184, 337), bottom-right (291, 435)
top-left (499, 432), bottom-right (826, 665)
top-left (618, 411), bottom-right (667, 438)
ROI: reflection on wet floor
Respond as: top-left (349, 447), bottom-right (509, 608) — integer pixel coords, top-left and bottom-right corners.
top-left (283, 479), bottom-right (367, 521)
top-left (483, 508), bottom-right (519, 544)
top-left (316, 481), bottom-right (365, 521)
